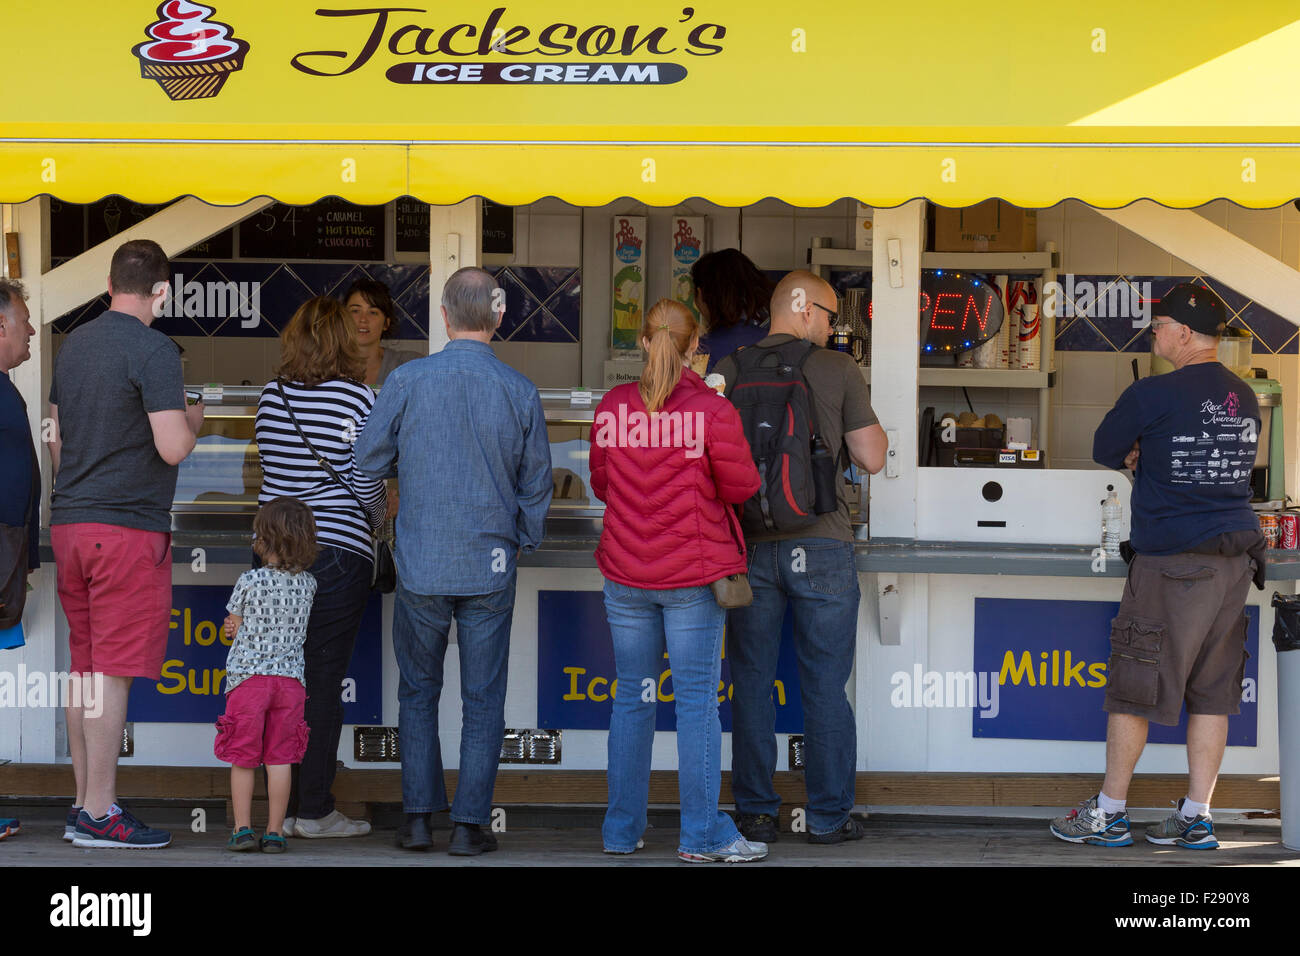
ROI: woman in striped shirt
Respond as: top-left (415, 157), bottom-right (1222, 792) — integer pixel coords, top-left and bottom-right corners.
top-left (255, 295), bottom-right (386, 839)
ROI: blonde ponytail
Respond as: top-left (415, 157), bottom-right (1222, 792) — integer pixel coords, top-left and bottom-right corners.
top-left (638, 299), bottom-right (697, 412)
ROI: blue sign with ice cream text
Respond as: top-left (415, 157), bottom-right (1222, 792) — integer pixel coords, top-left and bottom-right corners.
top-left (971, 598), bottom-right (1258, 744)
top-left (537, 589), bottom-right (803, 732)
top-left (126, 584), bottom-right (382, 724)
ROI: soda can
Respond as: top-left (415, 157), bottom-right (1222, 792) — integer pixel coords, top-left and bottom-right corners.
top-left (1281, 512), bottom-right (1299, 550)
top-left (1261, 513), bottom-right (1281, 548)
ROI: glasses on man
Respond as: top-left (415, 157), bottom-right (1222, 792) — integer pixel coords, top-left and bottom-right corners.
top-left (811, 302), bottom-right (839, 323)
top-left (1148, 319), bottom-right (1177, 336)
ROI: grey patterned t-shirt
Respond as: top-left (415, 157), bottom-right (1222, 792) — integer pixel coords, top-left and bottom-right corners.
top-left (223, 567), bottom-right (317, 694)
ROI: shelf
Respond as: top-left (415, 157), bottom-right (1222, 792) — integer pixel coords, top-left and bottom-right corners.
top-left (809, 248), bottom-right (1056, 273)
top-left (921, 251), bottom-right (1055, 272)
top-left (809, 248), bottom-right (872, 269)
top-left (862, 367), bottom-right (1052, 388)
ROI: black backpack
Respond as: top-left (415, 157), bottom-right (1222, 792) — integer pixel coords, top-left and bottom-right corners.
top-left (725, 338), bottom-right (838, 535)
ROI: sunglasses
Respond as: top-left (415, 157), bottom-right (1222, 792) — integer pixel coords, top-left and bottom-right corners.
top-left (811, 301), bottom-right (839, 323)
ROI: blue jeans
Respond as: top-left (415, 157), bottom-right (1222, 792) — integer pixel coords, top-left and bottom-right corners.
top-left (727, 539), bottom-right (860, 835)
top-left (391, 570), bottom-right (516, 825)
top-left (602, 580), bottom-right (742, 854)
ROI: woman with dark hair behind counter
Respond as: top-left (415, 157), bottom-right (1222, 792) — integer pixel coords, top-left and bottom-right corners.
top-left (344, 278), bottom-right (423, 388)
top-left (691, 249), bottom-right (776, 374)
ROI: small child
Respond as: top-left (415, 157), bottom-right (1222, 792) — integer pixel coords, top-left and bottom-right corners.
top-left (215, 497), bottom-right (318, 853)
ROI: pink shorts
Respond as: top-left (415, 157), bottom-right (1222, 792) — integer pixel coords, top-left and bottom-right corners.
top-left (215, 675), bottom-right (309, 769)
top-left (52, 523), bottom-right (172, 681)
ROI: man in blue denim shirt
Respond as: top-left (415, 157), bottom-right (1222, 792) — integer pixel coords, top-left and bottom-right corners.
top-left (355, 267), bottom-right (553, 855)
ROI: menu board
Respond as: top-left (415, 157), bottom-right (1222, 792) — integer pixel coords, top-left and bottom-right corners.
top-left (394, 196), bottom-right (429, 253)
top-left (48, 197), bottom-right (87, 260)
top-left (238, 199), bottom-right (384, 260)
top-left (177, 229), bottom-right (234, 260)
top-left (482, 200), bottom-right (514, 255)
top-left (87, 196), bottom-right (168, 248)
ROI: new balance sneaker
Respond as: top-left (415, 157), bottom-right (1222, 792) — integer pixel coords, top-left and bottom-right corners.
top-left (734, 813), bottom-right (780, 843)
top-left (0, 817), bottom-right (19, 840)
top-left (678, 837), bottom-right (768, 863)
top-left (1049, 795), bottom-right (1132, 847)
top-left (1145, 799), bottom-right (1218, 850)
top-left (72, 805), bottom-right (171, 849)
top-left (63, 806), bottom-right (81, 842)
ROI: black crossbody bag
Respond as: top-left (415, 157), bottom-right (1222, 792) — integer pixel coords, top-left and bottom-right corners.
top-left (274, 380), bottom-right (396, 593)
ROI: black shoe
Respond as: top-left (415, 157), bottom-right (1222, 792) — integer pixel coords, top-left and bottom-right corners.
top-left (397, 815), bottom-right (434, 850)
top-left (447, 822), bottom-right (498, 857)
top-left (734, 813), bottom-right (780, 843)
top-left (808, 818), bottom-right (866, 845)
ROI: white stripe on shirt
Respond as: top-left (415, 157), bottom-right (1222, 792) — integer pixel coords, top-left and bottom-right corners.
top-left (255, 379), bottom-right (386, 561)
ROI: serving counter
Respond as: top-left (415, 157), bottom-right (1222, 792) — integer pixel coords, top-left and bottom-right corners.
top-left (32, 380), bottom-right (1300, 786)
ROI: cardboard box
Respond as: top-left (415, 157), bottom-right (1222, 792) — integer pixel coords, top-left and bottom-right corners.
top-left (931, 200), bottom-right (1036, 253)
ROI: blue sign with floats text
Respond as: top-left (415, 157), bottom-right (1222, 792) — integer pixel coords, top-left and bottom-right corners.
top-left (537, 590), bottom-right (803, 732)
top-left (126, 584), bottom-right (383, 724)
top-left (972, 598), bottom-right (1258, 745)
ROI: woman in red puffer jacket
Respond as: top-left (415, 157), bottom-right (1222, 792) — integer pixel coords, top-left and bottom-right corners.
top-left (589, 298), bottom-right (764, 863)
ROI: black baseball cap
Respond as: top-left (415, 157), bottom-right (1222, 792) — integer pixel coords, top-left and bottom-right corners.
top-left (1155, 282), bottom-right (1227, 336)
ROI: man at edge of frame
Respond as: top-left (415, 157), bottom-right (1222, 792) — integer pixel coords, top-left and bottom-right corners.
top-left (1051, 282), bottom-right (1266, 851)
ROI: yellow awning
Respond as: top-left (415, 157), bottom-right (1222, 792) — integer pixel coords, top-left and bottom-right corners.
top-left (5, 1), bottom-right (1300, 207)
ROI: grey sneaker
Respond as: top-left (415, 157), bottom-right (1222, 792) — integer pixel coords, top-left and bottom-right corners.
top-left (678, 837), bottom-right (768, 863)
top-left (292, 810), bottom-right (370, 839)
top-left (281, 816), bottom-right (295, 838)
top-left (1145, 799), bottom-right (1218, 850)
top-left (1049, 795), bottom-right (1132, 847)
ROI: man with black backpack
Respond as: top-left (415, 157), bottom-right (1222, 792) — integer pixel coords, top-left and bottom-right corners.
top-left (714, 270), bottom-right (887, 846)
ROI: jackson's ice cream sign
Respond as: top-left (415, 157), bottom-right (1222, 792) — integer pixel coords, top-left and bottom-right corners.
top-left (135, 3), bottom-right (724, 97)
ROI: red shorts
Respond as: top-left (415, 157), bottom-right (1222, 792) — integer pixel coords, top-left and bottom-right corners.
top-left (52, 523), bottom-right (172, 681)
top-left (214, 675), bottom-right (309, 769)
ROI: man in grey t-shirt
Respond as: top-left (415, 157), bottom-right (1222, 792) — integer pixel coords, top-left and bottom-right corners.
top-left (49, 239), bottom-right (204, 849)
top-left (715, 271), bottom-right (887, 847)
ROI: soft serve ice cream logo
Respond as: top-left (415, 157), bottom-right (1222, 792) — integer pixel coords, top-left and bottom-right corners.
top-left (133, 1), bottom-right (249, 100)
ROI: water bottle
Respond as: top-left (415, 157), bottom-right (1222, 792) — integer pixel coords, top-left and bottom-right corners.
top-left (1101, 487), bottom-right (1122, 558)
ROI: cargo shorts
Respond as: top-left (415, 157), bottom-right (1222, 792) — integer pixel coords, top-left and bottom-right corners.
top-left (1104, 549), bottom-right (1255, 725)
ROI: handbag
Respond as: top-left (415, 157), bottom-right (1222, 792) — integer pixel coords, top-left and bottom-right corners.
top-left (710, 573), bottom-right (753, 609)
top-left (710, 505), bottom-right (754, 609)
top-left (274, 380), bottom-right (396, 593)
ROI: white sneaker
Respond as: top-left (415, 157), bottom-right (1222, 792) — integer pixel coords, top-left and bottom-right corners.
top-left (678, 837), bottom-right (768, 863)
top-left (292, 810), bottom-right (371, 838)
top-left (281, 816), bottom-right (295, 837)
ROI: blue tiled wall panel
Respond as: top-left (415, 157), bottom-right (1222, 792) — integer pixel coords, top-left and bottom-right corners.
top-left (51, 263), bottom-right (582, 346)
top-left (1052, 275), bottom-right (1299, 355)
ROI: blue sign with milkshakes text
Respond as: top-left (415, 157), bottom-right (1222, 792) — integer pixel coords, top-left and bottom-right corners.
top-left (126, 584), bottom-right (382, 724)
top-left (971, 598), bottom-right (1258, 744)
top-left (537, 589), bottom-right (803, 732)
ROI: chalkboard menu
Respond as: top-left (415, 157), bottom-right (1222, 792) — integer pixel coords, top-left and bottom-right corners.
top-left (238, 199), bottom-right (385, 260)
top-left (177, 229), bottom-right (234, 260)
top-left (482, 200), bottom-right (514, 255)
top-left (49, 197), bottom-right (87, 260)
top-left (87, 196), bottom-right (168, 248)
top-left (395, 196), bottom-right (429, 253)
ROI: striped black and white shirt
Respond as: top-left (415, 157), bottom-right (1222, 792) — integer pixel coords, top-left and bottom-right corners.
top-left (255, 379), bottom-right (387, 562)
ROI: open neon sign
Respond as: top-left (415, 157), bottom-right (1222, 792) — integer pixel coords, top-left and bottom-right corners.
top-left (868, 271), bottom-right (1005, 357)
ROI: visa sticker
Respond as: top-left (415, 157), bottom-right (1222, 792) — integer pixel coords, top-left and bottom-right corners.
top-left (998, 452), bottom-right (1016, 464)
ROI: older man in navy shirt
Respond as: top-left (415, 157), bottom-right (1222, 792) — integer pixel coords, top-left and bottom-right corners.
top-left (1051, 283), bottom-right (1264, 852)
top-left (355, 267), bottom-right (552, 856)
top-left (0, 278), bottom-right (38, 841)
